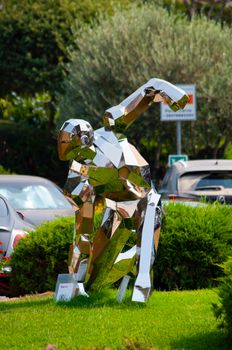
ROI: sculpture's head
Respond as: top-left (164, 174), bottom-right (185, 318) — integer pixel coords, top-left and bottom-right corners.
top-left (58, 119), bottom-right (94, 161)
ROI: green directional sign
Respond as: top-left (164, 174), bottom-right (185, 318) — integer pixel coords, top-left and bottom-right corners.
top-left (168, 154), bottom-right (188, 166)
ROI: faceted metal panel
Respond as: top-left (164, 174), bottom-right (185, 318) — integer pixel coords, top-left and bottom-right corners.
top-left (58, 119), bottom-right (94, 161)
top-left (57, 78), bottom-right (188, 302)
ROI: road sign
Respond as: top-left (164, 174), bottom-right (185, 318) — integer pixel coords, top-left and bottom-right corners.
top-left (168, 154), bottom-right (188, 166)
top-left (161, 84), bottom-right (196, 121)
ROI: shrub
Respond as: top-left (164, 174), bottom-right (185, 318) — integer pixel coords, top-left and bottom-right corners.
top-left (10, 212), bottom-right (103, 295)
top-left (10, 203), bottom-right (232, 295)
top-left (153, 203), bottom-right (232, 290)
top-left (0, 164), bottom-right (12, 174)
top-left (213, 257), bottom-right (232, 341)
top-left (10, 216), bottom-right (74, 295)
top-left (0, 92), bottom-right (54, 129)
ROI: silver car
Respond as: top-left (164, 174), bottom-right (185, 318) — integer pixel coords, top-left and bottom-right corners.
top-left (0, 195), bottom-right (34, 293)
top-left (0, 195), bottom-right (34, 260)
top-left (159, 159), bottom-right (232, 204)
top-left (0, 175), bottom-right (75, 226)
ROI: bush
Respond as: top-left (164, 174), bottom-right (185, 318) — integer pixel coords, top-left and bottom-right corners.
top-left (0, 164), bottom-right (12, 174)
top-left (213, 257), bottom-right (232, 341)
top-left (10, 217), bottom-right (74, 295)
top-left (153, 203), bottom-right (232, 290)
top-left (10, 203), bottom-right (232, 295)
top-left (0, 92), bottom-right (54, 129)
top-left (10, 211), bottom-right (103, 295)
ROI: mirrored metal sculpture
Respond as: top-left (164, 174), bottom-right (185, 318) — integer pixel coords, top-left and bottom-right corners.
top-left (57, 78), bottom-right (188, 302)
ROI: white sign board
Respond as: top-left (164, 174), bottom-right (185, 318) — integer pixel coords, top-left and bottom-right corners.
top-left (56, 282), bottom-right (76, 302)
top-left (161, 84), bottom-right (196, 121)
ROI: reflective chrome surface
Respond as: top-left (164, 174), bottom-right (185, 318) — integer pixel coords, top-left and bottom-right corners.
top-left (57, 78), bottom-right (188, 302)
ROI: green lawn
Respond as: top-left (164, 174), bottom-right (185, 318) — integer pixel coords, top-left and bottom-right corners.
top-left (0, 289), bottom-right (229, 350)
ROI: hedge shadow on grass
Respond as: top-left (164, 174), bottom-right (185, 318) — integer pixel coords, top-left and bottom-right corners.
top-left (171, 329), bottom-right (230, 350)
top-left (0, 298), bottom-right (53, 311)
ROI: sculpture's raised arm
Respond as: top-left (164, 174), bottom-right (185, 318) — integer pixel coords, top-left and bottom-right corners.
top-left (103, 78), bottom-right (188, 132)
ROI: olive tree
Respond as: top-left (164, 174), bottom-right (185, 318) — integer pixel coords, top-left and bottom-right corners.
top-left (58, 3), bottom-right (232, 177)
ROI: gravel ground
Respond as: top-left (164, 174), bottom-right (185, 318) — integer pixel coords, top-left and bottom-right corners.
top-left (0, 291), bottom-right (54, 302)
top-left (0, 296), bottom-right (10, 301)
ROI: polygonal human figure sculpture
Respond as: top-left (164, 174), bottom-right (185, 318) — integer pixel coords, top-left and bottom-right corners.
top-left (58, 78), bottom-right (188, 302)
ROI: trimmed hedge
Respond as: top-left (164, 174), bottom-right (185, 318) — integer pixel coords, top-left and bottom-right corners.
top-left (10, 217), bottom-right (74, 295)
top-left (153, 203), bottom-right (232, 290)
top-left (10, 203), bottom-right (232, 295)
top-left (213, 257), bottom-right (232, 341)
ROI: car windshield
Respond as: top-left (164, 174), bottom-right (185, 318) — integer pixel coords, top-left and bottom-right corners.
top-left (179, 171), bottom-right (232, 192)
top-left (0, 182), bottom-right (72, 210)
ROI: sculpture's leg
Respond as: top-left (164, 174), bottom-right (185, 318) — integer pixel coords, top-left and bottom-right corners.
top-left (132, 190), bottom-right (161, 302)
top-left (91, 206), bottom-right (121, 262)
top-left (86, 205), bottom-right (123, 288)
top-left (69, 200), bottom-right (94, 279)
top-left (87, 199), bottom-right (139, 290)
top-left (117, 275), bottom-right (131, 302)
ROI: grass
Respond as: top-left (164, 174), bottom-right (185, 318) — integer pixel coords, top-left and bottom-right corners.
top-left (0, 289), bottom-right (229, 350)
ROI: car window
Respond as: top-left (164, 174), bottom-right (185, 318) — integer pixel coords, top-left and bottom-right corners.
top-left (179, 171), bottom-right (232, 192)
top-left (0, 198), bottom-right (8, 217)
top-left (0, 183), bottom-right (72, 210)
top-left (196, 172), bottom-right (232, 189)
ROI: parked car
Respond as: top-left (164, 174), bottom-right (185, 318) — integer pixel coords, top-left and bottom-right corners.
top-left (0, 175), bottom-right (75, 226)
top-left (0, 194), bottom-right (34, 259)
top-left (159, 159), bottom-right (232, 204)
top-left (0, 194), bottom-right (34, 292)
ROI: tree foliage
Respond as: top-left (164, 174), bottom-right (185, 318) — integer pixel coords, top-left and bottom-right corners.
top-left (0, 0), bottom-right (133, 97)
top-left (0, 0), bottom-right (135, 179)
top-left (148, 0), bottom-right (232, 24)
top-left (58, 3), bottom-right (232, 177)
top-left (0, 92), bottom-right (54, 128)
top-left (0, 121), bottom-right (68, 185)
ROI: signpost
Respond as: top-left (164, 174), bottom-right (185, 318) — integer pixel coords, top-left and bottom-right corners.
top-left (168, 154), bottom-right (188, 167)
top-left (161, 84), bottom-right (196, 155)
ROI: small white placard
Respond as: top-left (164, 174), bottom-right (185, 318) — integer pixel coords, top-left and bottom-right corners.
top-left (56, 282), bottom-right (75, 302)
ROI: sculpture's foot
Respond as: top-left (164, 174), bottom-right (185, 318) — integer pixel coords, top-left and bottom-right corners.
top-left (76, 282), bottom-right (89, 297)
top-left (132, 285), bottom-right (151, 303)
